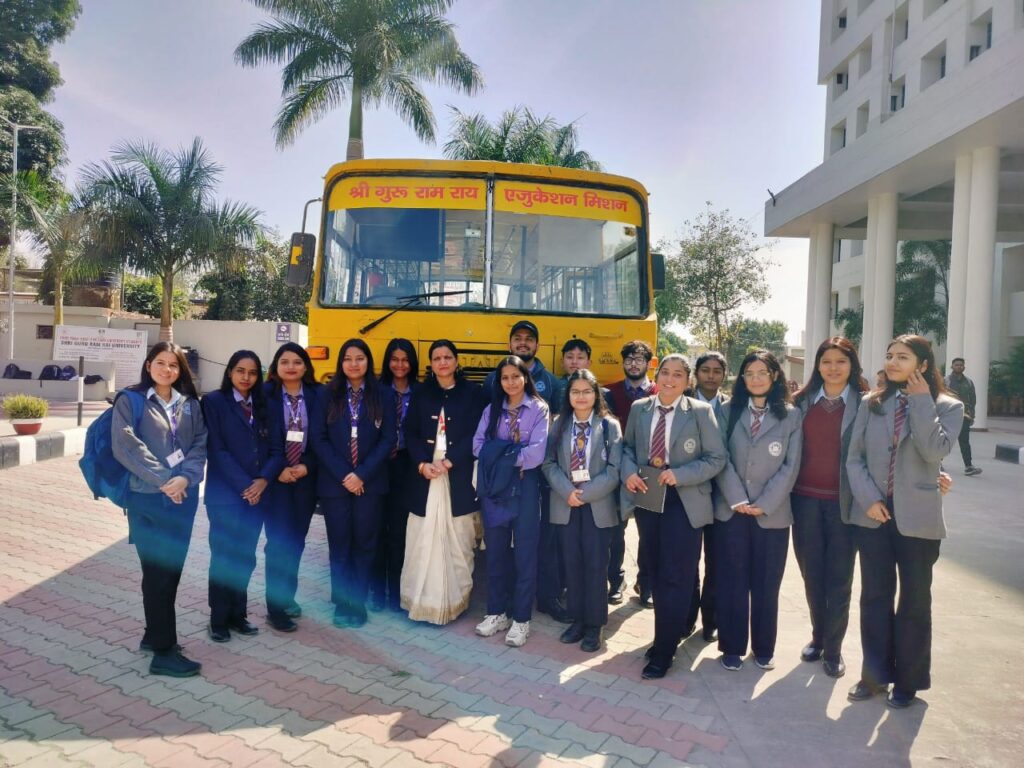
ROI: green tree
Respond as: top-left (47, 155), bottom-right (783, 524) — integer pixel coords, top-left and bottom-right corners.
top-left (80, 138), bottom-right (262, 341)
top-left (656, 204), bottom-right (775, 351)
top-left (234, 0), bottom-right (483, 160)
top-left (835, 303), bottom-right (863, 346)
top-left (198, 236), bottom-right (308, 323)
top-left (723, 317), bottom-right (788, 375)
top-left (123, 274), bottom-right (190, 320)
top-left (656, 327), bottom-right (689, 359)
top-left (894, 240), bottom-right (949, 343)
top-left (443, 106), bottom-right (601, 170)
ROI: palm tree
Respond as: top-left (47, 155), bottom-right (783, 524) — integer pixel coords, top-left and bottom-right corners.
top-left (443, 106), bottom-right (601, 170)
top-left (234, 0), bottom-right (483, 160)
top-left (80, 138), bottom-right (262, 341)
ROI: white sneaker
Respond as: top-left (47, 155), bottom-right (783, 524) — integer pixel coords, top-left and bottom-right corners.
top-left (475, 613), bottom-right (511, 637)
top-left (505, 621), bottom-right (530, 647)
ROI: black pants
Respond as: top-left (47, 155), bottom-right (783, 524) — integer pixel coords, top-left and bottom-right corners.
top-left (854, 503), bottom-right (940, 694)
top-left (536, 480), bottom-right (565, 608)
top-left (791, 494), bottom-right (855, 661)
top-left (957, 419), bottom-right (973, 467)
top-left (715, 513), bottom-right (789, 658)
top-left (127, 491), bottom-right (198, 652)
top-left (371, 451), bottom-right (411, 607)
top-left (265, 475), bottom-right (317, 618)
top-left (558, 505), bottom-right (613, 628)
top-left (321, 492), bottom-right (383, 609)
top-left (485, 469), bottom-right (540, 623)
top-left (208, 499), bottom-right (265, 627)
top-left (685, 523), bottom-right (716, 633)
top-left (635, 492), bottom-right (702, 665)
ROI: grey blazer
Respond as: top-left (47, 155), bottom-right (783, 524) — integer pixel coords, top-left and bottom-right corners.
top-left (543, 414), bottom-right (623, 528)
top-left (714, 402), bottom-right (803, 529)
top-left (621, 396), bottom-right (727, 528)
top-left (845, 392), bottom-right (963, 540)
top-left (795, 387), bottom-right (861, 520)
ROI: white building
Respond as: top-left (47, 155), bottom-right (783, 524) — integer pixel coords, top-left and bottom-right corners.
top-left (765, 0), bottom-right (1024, 428)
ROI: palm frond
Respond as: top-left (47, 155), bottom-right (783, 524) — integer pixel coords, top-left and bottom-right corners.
top-left (274, 76), bottom-right (349, 147)
top-left (377, 70), bottom-right (436, 142)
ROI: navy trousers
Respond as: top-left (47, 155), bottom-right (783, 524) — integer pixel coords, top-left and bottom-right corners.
top-left (854, 501), bottom-right (940, 694)
top-left (321, 492), bottom-right (383, 609)
top-left (127, 491), bottom-right (198, 652)
top-left (635, 491), bottom-right (702, 665)
top-left (715, 513), bottom-right (789, 658)
top-left (685, 523), bottom-right (716, 633)
top-left (371, 450), bottom-right (411, 608)
top-left (265, 475), bottom-right (317, 619)
top-left (208, 499), bottom-right (265, 627)
top-left (484, 469), bottom-right (541, 623)
top-left (791, 493), bottom-right (855, 661)
top-left (558, 505), bottom-right (613, 628)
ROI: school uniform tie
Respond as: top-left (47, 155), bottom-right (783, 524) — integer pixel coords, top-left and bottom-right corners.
top-left (887, 394), bottom-right (908, 497)
top-left (286, 394), bottom-right (303, 466)
top-left (390, 390), bottom-right (404, 458)
top-left (507, 405), bottom-right (523, 443)
top-left (570, 422), bottom-right (589, 472)
top-left (349, 388), bottom-right (363, 465)
top-left (240, 398), bottom-right (253, 426)
top-left (651, 405), bottom-right (672, 465)
top-left (749, 405), bottom-right (768, 439)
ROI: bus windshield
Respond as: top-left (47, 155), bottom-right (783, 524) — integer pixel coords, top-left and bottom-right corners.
top-left (320, 176), bottom-right (645, 318)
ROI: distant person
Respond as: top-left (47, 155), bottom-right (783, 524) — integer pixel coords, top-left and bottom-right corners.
top-left (554, 338), bottom-right (615, 409)
top-left (484, 320), bottom-right (558, 408)
top-left (875, 369), bottom-right (886, 390)
top-left (944, 357), bottom-right (981, 476)
top-left (605, 340), bottom-right (658, 608)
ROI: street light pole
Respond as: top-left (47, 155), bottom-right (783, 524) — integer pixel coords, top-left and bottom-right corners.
top-left (2, 115), bottom-right (43, 361)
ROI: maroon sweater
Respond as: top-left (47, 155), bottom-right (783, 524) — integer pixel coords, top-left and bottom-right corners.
top-left (793, 398), bottom-right (845, 500)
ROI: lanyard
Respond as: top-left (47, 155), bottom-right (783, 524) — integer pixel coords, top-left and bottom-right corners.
top-left (573, 421), bottom-right (590, 466)
top-left (287, 394), bottom-right (303, 429)
top-left (348, 388), bottom-right (363, 421)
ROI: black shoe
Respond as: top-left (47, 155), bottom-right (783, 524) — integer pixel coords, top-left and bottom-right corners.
top-left (580, 627), bottom-right (603, 653)
top-left (639, 591), bottom-right (654, 609)
top-left (150, 649), bottom-right (201, 678)
top-left (823, 656), bottom-right (846, 678)
top-left (139, 640), bottom-right (181, 654)
top-left (538, 600), bottom-right (573, 624)
top-left (644, 643), bottom-right (677, 661)
top-left (560, 622), bottom-right (585, 644)
top-left (348, 606), bottom-right (368, 628)
top-left (268, 614), bottom-right (298, 633)
top-left (701, 627), bottom-right (718, 643)
top-left (720, 654), bottom-right (743, 671)
top-left (284, 603), bottom-right (302, 618)
top-left (208, 625), bottom-right (231, 643)
top-left (801, 644), bottom-right (823, 662)
top-left (607, 587), bottom-right (624, 605)
top-left (368, 593), bottom-right (386, 612)
top-left (228, 619), bottom-right (259, 636)
top-left (887, 689), bottom-right (916, 709)
top-left (641, 659), bottom-right (670, 680)
top-left (848, 680), bottom-right (887, 701)
top-left (332, 607), bottom-right (354, 628)
top-left (965, 466), bottom-right (982, 476)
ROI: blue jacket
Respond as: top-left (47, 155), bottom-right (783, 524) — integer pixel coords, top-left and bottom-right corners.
top-left (264, 380), bottom-right (325, 476)
top-left (202, 389), bottom-right (284, 508)
top-left (476, 438), bottom-right (524, 527)
top-left (311, 382), bottom-right (397, 497)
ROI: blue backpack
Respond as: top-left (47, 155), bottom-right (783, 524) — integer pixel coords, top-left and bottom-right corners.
top-left (79, 390), bottom-right (145, 509)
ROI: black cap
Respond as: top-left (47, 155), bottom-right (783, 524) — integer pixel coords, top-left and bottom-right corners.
top-left (509, 320), bottom-right (539, 340)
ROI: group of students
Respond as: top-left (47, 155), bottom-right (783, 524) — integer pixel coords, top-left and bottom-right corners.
top-left (110, 323), bottom-right (962, 712)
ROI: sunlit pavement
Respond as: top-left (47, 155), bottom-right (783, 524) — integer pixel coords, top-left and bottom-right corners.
top-left (0, 428), bottom-right (1021, 767)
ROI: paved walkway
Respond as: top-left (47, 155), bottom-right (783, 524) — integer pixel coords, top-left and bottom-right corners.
top-left (0, 431), bottom-right (1021, 767)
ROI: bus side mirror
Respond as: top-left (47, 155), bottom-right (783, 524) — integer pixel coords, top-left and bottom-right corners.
top-left (286, 232), bottom-right (316, 287)
top-left (650, 252), bottom-right (666, 292)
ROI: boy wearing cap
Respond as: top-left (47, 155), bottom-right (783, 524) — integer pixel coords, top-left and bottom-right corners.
top-left (486, 321), bottom-right (559, 409)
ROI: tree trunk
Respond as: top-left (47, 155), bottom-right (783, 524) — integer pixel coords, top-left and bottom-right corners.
top-left (160, 270), bottom-right (174, 342)
top-left (53, 274), bottom-right (64, 327)
top-left (347, 83), bottom-right (364, 161)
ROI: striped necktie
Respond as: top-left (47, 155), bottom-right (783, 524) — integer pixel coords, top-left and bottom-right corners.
top-left (749, 405), bottom-right (768, 439)
top-left (391, 390), bottom-right (404, 458)
top-left (570, 421), bottom-right (589, 472)
top-left (887, 395), bottom-right (908, 497)
top-left (286, 394), bottom-right (303, 466)
top-left (349, 388), bottom-right (363, 465)
top-left (651, 405), bottom-right (671, 465)
top-left (507, 405), bottom-right (522, 443)
top-left (240, 398), bottom-right (253, 426)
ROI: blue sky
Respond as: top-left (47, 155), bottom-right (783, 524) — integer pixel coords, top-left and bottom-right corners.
top-left (47, 0), bottom-right (826, 343)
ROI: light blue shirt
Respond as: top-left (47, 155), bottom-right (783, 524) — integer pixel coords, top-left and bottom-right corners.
top-left (146, 386), bottom-right (183, 417)
top-left (813, 385), bottom-right (850, 404)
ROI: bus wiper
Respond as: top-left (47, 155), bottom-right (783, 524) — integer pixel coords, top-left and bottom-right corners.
top-left (358, 289), bottom-right (472, 335)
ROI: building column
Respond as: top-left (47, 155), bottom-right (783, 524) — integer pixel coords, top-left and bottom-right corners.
top-left (946, 153), bottom-right (972, 363)
top-left (804, 230), bottom-right (820, 382)
top-left (811, 222), bottom-right (835, 355)
top-left (870, 192), bottom-right (898, 376)
top-left (963, 146), bottom-right (999, 430)
top-left (861, 196), bottom-right (879, 370)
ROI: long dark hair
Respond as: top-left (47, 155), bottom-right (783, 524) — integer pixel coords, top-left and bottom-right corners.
top-left (427, 338), bottom-right (464, 387)
top-left (379, 337), bottom-right (419, 387)
top-left (135, 341), bottom-right (199, 399)
top-left (726, 349), bottom-right (790, 440)
top-left (867, 334), bottom-right (946, 414)
top-left (219, 349), bottom-right (268, 432)
top-left (328, 338), bottom-right (382, 423)
top-left (485, 355), bottom-right (540, 439)
top-left (266, 342), bottom-right (316, 394)
top-left (794, 336), bottom-right (868, 407)
top-left (555, 369), bottom-right (610, 439)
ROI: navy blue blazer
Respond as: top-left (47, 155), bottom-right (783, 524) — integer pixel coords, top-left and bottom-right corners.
top-left (201, 389), bottom-right (285, 507)
top-left (264, 380), bottom-right (325, 475)
top-left (311, 382), bottom-right (397, 497)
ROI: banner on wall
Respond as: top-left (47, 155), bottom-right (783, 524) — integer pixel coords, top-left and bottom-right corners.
top-left (53, 325), bottom-right (149, 388)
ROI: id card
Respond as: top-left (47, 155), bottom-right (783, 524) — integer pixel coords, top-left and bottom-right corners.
top-left (166, 449), bottom-right (185, 468)
top-left (350, 426), bottom-right (358, 439)
top-left (571, 469), bottom-right (591, 483)
top-left (286, 430), bottom-right (305, 443)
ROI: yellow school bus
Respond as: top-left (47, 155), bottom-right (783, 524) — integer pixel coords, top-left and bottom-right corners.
top-left (287, 159), bottom-right (662, 385)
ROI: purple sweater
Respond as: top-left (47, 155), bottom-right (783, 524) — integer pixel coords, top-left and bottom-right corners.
top-left (473, 396), bottom-right (549, 469)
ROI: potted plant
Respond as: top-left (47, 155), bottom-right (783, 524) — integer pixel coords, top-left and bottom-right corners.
top-left (2, 393), bottom-right (49, 436)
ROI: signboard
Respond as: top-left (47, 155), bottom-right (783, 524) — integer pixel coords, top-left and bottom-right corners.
top-left (53, 325), bottom-right (149, 388)
top-left (276, 323), bottom-right (291, 342)
top-left (494, 180), bottom-right (642, 226)
top-left (329, 176), bottom-right (486, 211)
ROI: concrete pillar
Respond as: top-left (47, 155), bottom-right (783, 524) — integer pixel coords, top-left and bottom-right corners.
top-left (861, 196), bottom-right (879, 369)
top-left (963, 146), bottom-right (1000, 429)
top-left (812, 221), bottom-right (835, 354)
top-left (946, 153), bottom-right (972, 363)
top-left (871, 192), bottom-right (899, 375)
top-left (804, 230), bottom-right (820, 383)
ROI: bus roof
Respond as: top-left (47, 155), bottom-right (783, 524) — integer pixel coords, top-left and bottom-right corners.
top-left (323, 158), bottom-right (650, 199)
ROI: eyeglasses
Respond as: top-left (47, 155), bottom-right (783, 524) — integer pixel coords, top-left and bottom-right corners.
top-left (742, 371), bottom-right (772, 381)
top-left (623, 356), bottom-right (649, 364)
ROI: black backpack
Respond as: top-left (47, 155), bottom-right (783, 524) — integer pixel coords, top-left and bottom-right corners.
top-left (59, 365), bottom-right (76, 381)
top-left (3, 363), bottom-right (31, 380)
top-left (39, 364), bottom-right (62, 380)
